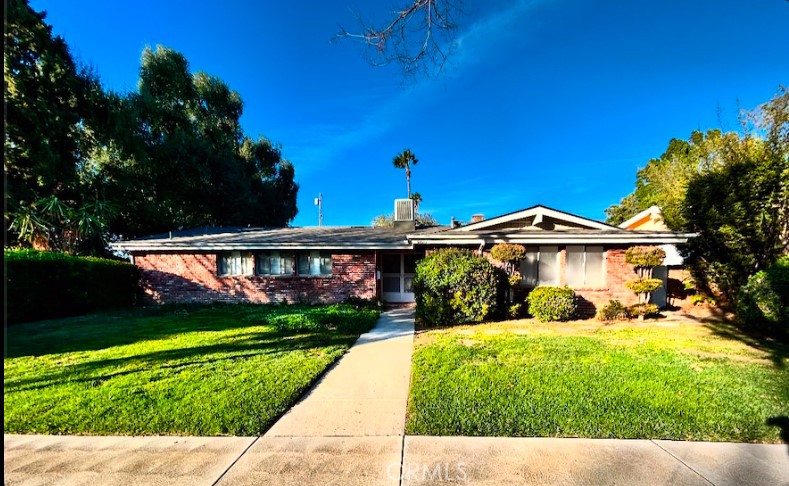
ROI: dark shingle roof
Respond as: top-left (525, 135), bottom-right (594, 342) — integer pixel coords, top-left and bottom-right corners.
top-left (114, 225), bottom-right (446, 251)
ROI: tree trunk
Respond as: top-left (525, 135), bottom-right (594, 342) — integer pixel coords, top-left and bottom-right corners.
top-left (406, 166), bottom-right (411, 198)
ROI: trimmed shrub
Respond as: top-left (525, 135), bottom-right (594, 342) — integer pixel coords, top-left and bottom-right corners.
top-left (596, 300), bottom-right (632, 321)
top-left (528, 286), bottom-right (576, 322)
top-left (629, 303), bottom-right (660, 318)
top-left (736, 256), bottom-right (788, 333)
top-left (5, 248), bottom-right (140, 324)
top-left (412, 248), bottom-right (504, 326)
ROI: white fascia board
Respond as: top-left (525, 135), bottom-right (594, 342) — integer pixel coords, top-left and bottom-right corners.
top-left (409, 233), bottom-right (695, 245)
top-left (457, 206), bottom-right (614, 231)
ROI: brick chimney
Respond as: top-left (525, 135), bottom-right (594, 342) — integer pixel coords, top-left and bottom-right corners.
top-left (471, 214), bottom-right (485, 223)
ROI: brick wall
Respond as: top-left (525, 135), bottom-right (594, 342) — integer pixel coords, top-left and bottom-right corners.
top-left (134, 252), bottom-right (377, 305)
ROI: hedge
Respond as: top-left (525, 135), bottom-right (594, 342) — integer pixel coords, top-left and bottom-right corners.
top-left (736, 255), bottom-right (788, 334)
top-left (412, 248), bottom-right (504, 326)
top-left (5, 249), bottom-right (140, 324)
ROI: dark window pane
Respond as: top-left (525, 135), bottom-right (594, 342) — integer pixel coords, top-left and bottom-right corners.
top-left (281, 255), bottom-right (293, 275)
top-left (382, 254), bottom-right (400, 274)
top-left (320, 252), bottom-right (332, 275)
top-left (297, 253), bottom-right (310, 275)
top-left (383, 277), bottom-right (400, 292)
top-left (403, 254), bottom-right (419, 274)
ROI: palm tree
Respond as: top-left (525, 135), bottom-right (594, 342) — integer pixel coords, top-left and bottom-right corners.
top-left (410, 192), bottom-right (423, 212)
top-left (392, 149), bottom-right (418, 198)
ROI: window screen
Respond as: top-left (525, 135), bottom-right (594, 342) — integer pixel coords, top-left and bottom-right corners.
top-left (520, 249), bottom-right (538, 287)
top-left (538, 246), bottom-right (559, 285)
top-left (297, 251), bottom-right (332, 276)
top-left (585, 246), bottom-right (604, 287)
top-left (565, 246), bottom-right (585, 287)
top-left (256, 251), bottom-right (293, 276)
top-left (217, 251), bottom-right (252, 276)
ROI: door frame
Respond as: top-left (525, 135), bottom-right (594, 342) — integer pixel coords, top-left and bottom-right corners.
top-left (379, 252), bottom-right (420, 303)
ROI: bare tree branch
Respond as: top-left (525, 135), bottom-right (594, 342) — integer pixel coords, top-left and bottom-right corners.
top-left (336, 0), bottom-right (464, 79)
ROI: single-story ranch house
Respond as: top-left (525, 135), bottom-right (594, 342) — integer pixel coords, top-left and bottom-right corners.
top-left (113, 202), bottom-right (693, 310)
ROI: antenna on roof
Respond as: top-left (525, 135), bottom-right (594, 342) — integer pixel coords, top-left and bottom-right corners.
top-left (314, 193), bottom-right (323, 227)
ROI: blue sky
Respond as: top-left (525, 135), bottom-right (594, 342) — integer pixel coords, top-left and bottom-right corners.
top-left (33, 0), bottom-right (789, 226)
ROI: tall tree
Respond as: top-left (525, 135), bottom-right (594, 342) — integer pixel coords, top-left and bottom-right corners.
top-left (682, 89), bottom-right (789, 303)
top-left (5, 0), bottom-right (115, 252)
top-left (393, 148), bottom-right (418, 198)
top-left (78, 46), bottom-right (300, 238)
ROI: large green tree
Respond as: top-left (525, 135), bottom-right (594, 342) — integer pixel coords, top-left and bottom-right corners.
top-left (605, 130), bottom-right (756, 228)
top-left (682, 90), bottom-right (789, 302)
top-left (5, 0), bottom-right (299, 252)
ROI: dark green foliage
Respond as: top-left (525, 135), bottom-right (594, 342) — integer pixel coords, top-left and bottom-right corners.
top-left (596, 300), bottom-right (632, 321)
top-left (412, 248), bottom-right (504, 326)
top-left (683, 152), bottom-right (788, 303)
top-left (5, 248), bottom-right (139, 323)
top-left (5, 2), bottom-right (299, 253)
top-left (265, 305), bottom-right (379, 334)
top-left (737, 256), bottom-right (789, 333)
top-left (527, 286), bottom-right (576, 322)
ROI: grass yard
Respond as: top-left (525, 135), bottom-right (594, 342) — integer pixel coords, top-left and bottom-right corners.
top-left (4, 303), bottom-right (378, 436)
top-left (406, 317), bottom-right (789, 442)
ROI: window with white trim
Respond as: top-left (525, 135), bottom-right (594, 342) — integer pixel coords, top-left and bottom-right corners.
top-left (217, 251), bottom-right (253, 276)
top-left (520, 246), bottom-right (560, 286)
top-left (255, 251), bottom-right (293, 276)
top-left (565, 245), bottom-right (605, 287)
top-left (296, 251), bottom-right (332, 276)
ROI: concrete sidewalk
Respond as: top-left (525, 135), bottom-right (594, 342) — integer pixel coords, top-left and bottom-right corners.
top-left (5, 308), bottom-right (789, 485)
top-left (6, 434), bottom-right (787, 485)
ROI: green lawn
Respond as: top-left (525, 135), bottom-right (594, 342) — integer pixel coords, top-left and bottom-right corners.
top-left (4, 304), bottom-right (378, 436)
top-left (406, 318), bottom-right (789, 442)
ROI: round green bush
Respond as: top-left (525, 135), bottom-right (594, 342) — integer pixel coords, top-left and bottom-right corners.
top-left (736, 256), bottom-right (788, 332)
top-left (528, 286), bottom-right (576, 322)
top-left (412, 248), bottom-right (504, 326)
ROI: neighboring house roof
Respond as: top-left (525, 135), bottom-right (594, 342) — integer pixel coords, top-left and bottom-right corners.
top-left (112, 204), bottom-right (695, 252)
top-left (618, 205), bottom-right (668, 231)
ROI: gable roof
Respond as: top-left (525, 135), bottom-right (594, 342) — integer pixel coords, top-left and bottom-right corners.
top-left (454, 205), bottom-right (621, 232)
top-left (618, 205), bottom-right (668, 230)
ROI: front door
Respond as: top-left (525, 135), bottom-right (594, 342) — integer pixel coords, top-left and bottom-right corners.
top-left (381, 253), bottom-right (419, 303)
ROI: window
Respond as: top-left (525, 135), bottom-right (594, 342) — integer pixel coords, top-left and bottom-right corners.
top-left (217, 251), bottom-right (253, 276)
top-left (255, 251), bottom-right (293, 276)
top-left (565, 246), bottom-right (604, 287)
top-left (520, 246), bottom-right (559, 286)
top-left (297, 251), bottom-right (332, 276)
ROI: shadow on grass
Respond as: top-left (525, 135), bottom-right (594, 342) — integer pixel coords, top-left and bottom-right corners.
top-left (681, 307), bottom-right (789, 369)
top-left (766, 416), bottom-right (789, 454)
top-left (5, 329), bottom-right (359, 393)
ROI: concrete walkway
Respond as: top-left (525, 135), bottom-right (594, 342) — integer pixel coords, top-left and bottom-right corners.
top-left (5, 308), bottom-right (789, 485)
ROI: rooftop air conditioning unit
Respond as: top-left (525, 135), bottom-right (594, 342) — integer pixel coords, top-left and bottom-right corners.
top-left (394, 198), bottom-right (414, 222)
top-left (393, 198), bottom-right (415, 230)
